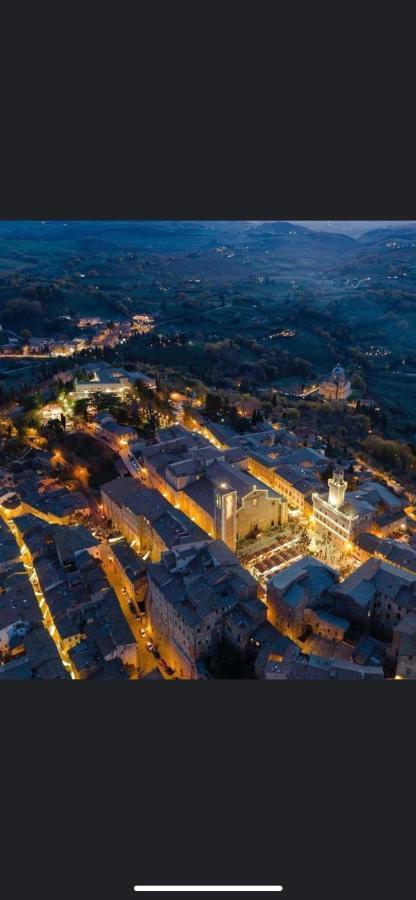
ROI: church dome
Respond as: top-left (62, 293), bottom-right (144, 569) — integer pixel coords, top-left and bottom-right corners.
top-left (331, 364), bottom-right (346, 382)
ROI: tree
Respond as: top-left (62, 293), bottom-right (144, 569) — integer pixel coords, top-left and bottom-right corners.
top-left (205, 392), bottom-right (225, 421)
top-left (351, 372), bottom-right (367, 394)
top-left (73, 398), bottom-right (92, 423)
top-left (285, 407), bottom-right (301, 423)
top-left (21, 394), bottom-right (42, 413)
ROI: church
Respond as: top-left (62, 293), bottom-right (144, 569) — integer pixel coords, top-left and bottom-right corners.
top-left (319, 364), bottom-right (352, 401)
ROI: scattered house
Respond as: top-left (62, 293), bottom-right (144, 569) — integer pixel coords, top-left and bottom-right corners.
top-left (41, 400), bottom-right (65, 424)
top-left (94, 412), bottom-right (138, 450)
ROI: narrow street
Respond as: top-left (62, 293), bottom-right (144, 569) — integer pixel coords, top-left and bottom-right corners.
top-left (101, 554), bottom-right (171, 679)
top-left (0, 509), bottom-right (76, 679)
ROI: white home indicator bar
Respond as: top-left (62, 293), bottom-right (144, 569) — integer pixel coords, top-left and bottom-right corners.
top-left (134, 888), bottom-right (283, 893)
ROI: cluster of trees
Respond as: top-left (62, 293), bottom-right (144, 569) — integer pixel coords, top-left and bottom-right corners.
top-left (0, 283), bottom-right (68, 331)
top-left (201, 336), bottom-right (313, 390)
top-left (12, 394), bottom-right (44, 441)
top-left (204, 392), bottom-right (251, 434)
top-left (362, 435), bottom-right (416, 474)
top-left (72, 380), bottom-right (175, 440)
top-left (279, 397), bottom-right (372, 457)
top-left (150, 332), bottom-right (189, 348)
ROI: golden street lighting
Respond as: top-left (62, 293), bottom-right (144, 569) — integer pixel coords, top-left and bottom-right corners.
top-left (74, 466), bottom-right (89, 482)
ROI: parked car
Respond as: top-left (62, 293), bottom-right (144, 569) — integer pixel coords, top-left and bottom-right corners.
top-left (140, 629), bottom-right (146, 639)
top-left (146, 641), bottom-right (154, 652)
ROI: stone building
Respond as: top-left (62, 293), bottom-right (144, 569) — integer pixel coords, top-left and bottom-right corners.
top-left (330, 557), bottom-right (416, 632)
top-left (94, 412), bottom-right (138, 450)
top-left (319, 364), bottom-right (352, 402)
top-left (388, 613), bottom-right (416, 678)
top-left (141, 440), bottom-right (288, 552)
top-left (246, 447), bottom-right (328, 515)
top-left (101, 477), bottom-right (209, 562)
top-left (101, 538), bottom-right (147, 606)
top-left (312, 467), bottom-right (406, 552)
top-left (146, 540), bottom-right (266, 679)
top-left (267, 555), bottom-right (339, 640)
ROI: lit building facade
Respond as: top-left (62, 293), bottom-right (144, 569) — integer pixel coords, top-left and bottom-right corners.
top-left (312, 466), bottom-right (374, 551)
top-left (146, 541), bottom-right (263, 679)
top-left (100, 478), bottom-right (209, 562)
top-left (142, 446), bottom-right (288, 553)
top-left (319, 365), bottom-right (352, 401)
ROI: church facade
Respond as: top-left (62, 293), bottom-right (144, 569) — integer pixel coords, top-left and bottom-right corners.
top-left (319, 364), bottom-right (352, 401)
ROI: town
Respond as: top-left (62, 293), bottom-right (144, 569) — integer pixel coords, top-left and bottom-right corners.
top-left (1, 334), bottom-right (416, 680)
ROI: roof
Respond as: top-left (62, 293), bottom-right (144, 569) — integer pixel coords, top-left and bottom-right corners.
top-left (269, 555), bottom-right (338, 607)
top-left (0, 520), bottom-right (21, 568)
top-left (100, 419), bottom-right (137, 437)
top-left (24, 625), bottom-right (70, 679)
top-left (332, 558), bottom-right (416, 611)
top-left (307, 606), bottom-right (350, 631)
top-left (151, 510), bottom-right (208, 550)
top-left (350, 481), bottom-right (404, 512)
top-left (357, 533), bottom-right (416, 574)
top-left (277, 448), bottom-right (329, 470)
top-left (53, 525), bottom-right (99, 562)
top-left (181, 459), bottom-right (284, 518)
top-left (101, 477), bottom-right (208, 548)
top-left (141, 667), bottom-right (164, 680)
top-left (155, 425), bottom-right (190, 444)
top-left (110, 540), bottom-right (146, 581)
top-left (101, 478), bottom-right (169, 521)
top-left (147, 541), bottom-right (258, 629)
top-left (0, 657), bottom-right (33, 680)
top-left (274, 464), bottom-right (323, 496)
top-left (0, 564), bottom-right (43, 629)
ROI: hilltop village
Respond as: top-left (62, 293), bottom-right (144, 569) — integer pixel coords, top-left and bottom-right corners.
top-left (1, 332), bottom-right (416, 681)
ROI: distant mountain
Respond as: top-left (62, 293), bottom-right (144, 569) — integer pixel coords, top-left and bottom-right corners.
top-left (244, 221), bottom-right (357, 264)
top-left (290, 220), bottom-right (416, 238)
top-left (358, 224), bottom-right (416, 245)
top-left (248, 221), bottom-right (311, 236)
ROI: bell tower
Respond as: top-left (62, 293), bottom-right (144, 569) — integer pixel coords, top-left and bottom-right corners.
top-left (214, 487), bottom-right (237, 552)
top-left (328, 465), bottom-right (347, 510)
